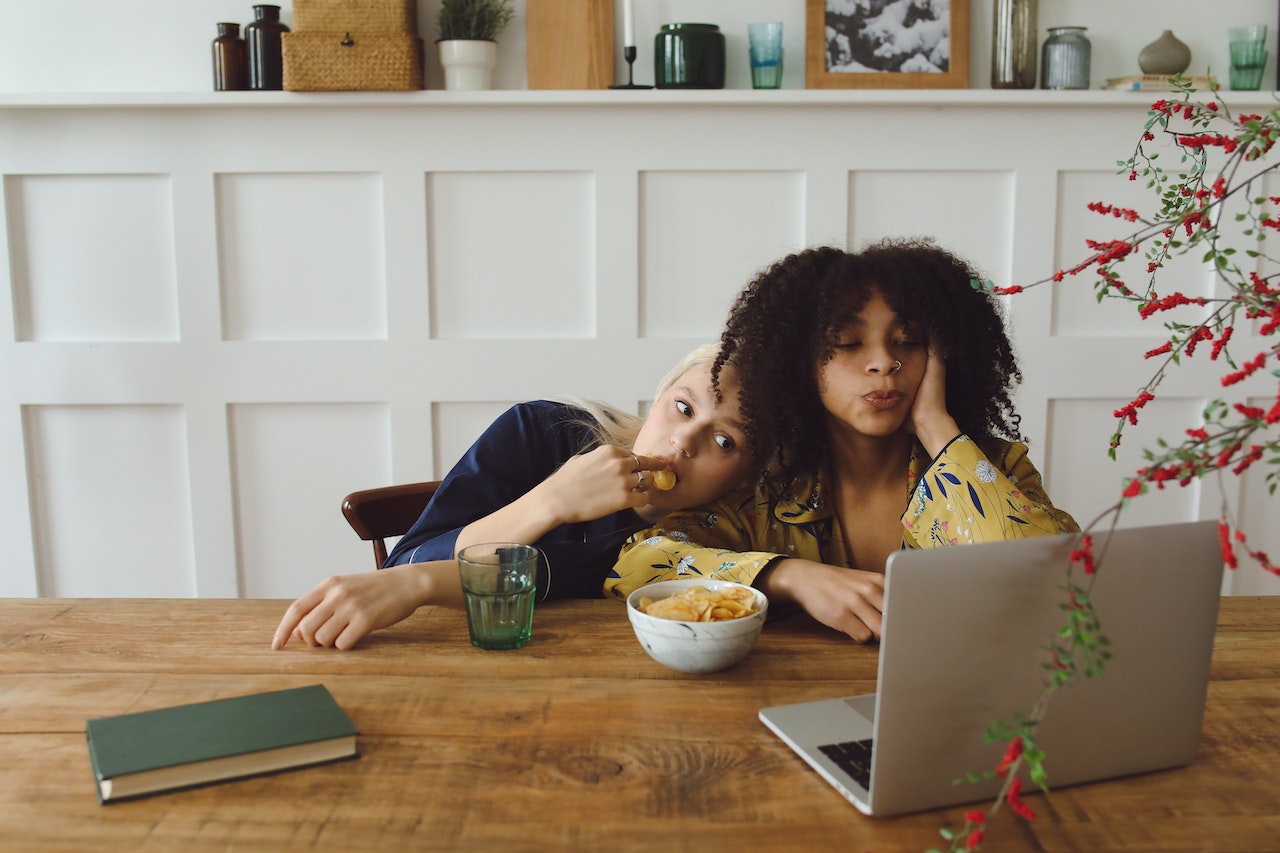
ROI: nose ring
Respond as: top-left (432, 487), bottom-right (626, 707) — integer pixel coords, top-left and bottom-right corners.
top-left (888, 360), bottom-right (902, 374)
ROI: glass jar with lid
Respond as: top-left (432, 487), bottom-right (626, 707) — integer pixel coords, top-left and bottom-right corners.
top-left (1040, 26), bottom-right (1091, 90)
top-left (654, 23), bottom-right (726, 89)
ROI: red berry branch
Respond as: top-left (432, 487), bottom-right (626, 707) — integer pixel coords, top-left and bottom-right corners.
top-left (940, 79), bottom-right (1279, 852)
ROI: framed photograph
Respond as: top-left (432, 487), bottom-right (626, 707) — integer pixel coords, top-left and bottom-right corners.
top-left (806, 0), bottom-right (970, 89)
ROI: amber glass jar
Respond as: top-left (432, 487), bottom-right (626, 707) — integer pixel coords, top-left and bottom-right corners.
top-left (245, 4), bottom-right (290, 90)
top-left (212, 22), bottom-right (248, 91)
top-left (991, 0), bottom-right (1038, 89)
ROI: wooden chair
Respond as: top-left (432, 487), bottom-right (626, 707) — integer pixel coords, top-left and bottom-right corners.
top-left (341, 481), bottom-right (441, 569)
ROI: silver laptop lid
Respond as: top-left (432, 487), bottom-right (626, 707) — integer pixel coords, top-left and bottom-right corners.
top-left (867, 519), bottom-right (1224, 816)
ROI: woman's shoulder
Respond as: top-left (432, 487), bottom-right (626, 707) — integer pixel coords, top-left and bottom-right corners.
top-left (480, 399), bottom-right (602, 449)
top-left (492, 399), bottom-right (589, 427)
top-left (971, 434), bottom-right (1030, 457)
top-left (512, 398), bottom-right (620, 423)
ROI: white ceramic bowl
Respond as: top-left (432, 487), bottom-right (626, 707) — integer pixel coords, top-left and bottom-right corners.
top-left (626, 579), bottom-right (768, 674)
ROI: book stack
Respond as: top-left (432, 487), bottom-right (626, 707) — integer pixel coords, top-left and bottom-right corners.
top-left (1104, 74), bottom-right (1219, 92)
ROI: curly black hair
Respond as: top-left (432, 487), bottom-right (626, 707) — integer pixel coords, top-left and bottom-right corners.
top-left (713, 238), bottom-right (1024, 485)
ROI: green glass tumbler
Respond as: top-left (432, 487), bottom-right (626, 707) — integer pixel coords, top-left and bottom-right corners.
top-left (1228, 25), bottom-right (1268, 91)
top-left (458, 543), bottom-right (538, 650)
top-left (748, 21), bottom-right (784, 89)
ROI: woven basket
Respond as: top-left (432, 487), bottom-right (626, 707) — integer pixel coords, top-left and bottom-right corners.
top-left (282, 32), bottom-right (423, 91)
top-left (292, 0), bottom-right (418, 34)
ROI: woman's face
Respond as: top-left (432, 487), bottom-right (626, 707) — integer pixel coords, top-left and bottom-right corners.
top-left (816, 289), bottom-right (927, 439)
top-left (633, 361), bottom-right (752, 510)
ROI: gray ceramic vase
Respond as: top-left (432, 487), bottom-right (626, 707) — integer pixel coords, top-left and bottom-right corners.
top-left (1138, 30), bottom-right (1191, 75)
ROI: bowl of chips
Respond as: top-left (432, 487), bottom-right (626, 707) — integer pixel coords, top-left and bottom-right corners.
top-left (626, 579), bottom-right (768, 674)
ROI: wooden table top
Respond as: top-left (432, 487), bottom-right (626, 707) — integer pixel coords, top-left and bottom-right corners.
top-left (2, 596), bottom-right (1278, 852)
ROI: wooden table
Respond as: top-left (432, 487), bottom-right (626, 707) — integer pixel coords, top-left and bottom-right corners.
top-left (2, 597), bottom-right (1279, 852)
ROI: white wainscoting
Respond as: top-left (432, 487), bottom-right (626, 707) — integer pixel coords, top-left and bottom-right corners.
top-left (2, 90), bottom-right (1276, 599)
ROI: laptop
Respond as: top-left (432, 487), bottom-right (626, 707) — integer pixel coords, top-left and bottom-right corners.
top-left (759, 519), bottom-right (1225, 817)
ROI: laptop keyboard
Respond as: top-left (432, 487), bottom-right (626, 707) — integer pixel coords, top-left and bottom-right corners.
top-left (818, 738), bottom-right (874, 789)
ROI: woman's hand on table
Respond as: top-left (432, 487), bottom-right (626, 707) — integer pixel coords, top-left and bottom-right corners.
top-left (271, 561), bottom-right (462, 651)
top-left (758, 559), bottom-right (886, 643)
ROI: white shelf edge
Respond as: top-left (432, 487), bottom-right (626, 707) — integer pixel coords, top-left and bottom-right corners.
top-left (3, 89), bottom-right (1278, 110)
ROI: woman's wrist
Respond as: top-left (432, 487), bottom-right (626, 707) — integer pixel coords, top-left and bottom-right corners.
top-left (403, 560), bottom-right (465, 609)
top-left (455, 487), bottom-right (560, 554)
top-left (757, 557), bottom-right (803, 604)
top-left (915, 416), bottom-right (962, 459)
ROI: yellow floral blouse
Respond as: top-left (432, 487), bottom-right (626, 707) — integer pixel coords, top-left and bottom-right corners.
top-left (604, 435), bottom-right (1079, 600)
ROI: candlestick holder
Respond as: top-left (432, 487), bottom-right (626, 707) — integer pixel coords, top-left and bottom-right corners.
top-left (610, 46), bottom-right (652, 89)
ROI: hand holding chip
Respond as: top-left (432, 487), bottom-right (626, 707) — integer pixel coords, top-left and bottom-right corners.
top-left (628, 454), bottom-right (675, 492)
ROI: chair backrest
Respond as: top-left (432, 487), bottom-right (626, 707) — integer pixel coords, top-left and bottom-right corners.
top-left (341, 481), bottom-right (441, 569)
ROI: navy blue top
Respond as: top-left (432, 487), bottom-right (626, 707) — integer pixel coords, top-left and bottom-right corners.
top-left (384, 400), bottom-right (644, 601)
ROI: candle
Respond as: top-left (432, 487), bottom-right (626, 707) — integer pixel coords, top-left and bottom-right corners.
top-left (623, 0), bottom-right (635, 48)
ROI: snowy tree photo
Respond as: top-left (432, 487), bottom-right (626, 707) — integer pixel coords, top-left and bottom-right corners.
top-left (824, 0), bottom-right (952, 74)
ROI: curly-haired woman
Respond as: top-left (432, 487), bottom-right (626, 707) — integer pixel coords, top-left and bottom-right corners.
top-left (606, 239), bottom-right (1077, 642)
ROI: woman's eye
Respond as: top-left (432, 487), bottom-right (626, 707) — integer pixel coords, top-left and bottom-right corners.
top-left (834, 340), bottom-right (861, 350)
top-left (675, 400), bottom-right (692, 417)
top-left (715, 434), bottom-right (737, 452)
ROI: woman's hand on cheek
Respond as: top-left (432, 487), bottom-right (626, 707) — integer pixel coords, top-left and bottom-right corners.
top-left (907, 348), bottom-right (961, 457)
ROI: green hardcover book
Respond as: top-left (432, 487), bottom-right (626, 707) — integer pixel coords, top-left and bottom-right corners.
top-left (85, 684), bottom-right (359, 803)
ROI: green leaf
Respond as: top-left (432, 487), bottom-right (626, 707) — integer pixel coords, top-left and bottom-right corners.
top-left (1029, 762), bottom-right (1050, 790)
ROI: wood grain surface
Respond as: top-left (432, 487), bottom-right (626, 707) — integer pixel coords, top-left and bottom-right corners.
top-left (1, 597), bottom-right (1277, 852)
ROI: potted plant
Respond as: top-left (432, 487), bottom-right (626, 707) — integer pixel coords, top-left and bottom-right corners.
top-left (436, 0), bottom-right (515, 91)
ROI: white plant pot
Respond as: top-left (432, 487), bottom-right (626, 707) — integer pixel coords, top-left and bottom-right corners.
top-left (438, 39), bottom-right (497, 91)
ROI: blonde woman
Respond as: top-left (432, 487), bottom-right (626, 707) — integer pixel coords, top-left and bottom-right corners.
top-left (273, 344), bottom-right (754, 650)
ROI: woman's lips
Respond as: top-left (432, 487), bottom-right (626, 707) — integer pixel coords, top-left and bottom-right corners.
top-left (863, 392), bottom-right (903, 411)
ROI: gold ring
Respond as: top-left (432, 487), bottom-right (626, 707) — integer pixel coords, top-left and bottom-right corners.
top-left (630, 454), bottom-right (641, 472)
top-left (635, 471), bottom-right (647, 489)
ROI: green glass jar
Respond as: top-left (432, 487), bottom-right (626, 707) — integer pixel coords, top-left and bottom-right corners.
top-left (654, 23), bottom-right (725, 89)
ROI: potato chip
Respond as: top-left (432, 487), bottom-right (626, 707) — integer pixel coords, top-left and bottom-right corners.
top-left (640, 585), bottom-right (758, 622)
top-left (651, 469), bottom-right (677, 491)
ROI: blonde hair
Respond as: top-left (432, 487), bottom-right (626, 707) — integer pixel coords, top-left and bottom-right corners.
top-left (552, 343), bottom-right (721, 452)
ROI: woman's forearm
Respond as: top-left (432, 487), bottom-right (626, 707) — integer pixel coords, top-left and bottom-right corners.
top-left (452, 483), bottom-right (563, 555)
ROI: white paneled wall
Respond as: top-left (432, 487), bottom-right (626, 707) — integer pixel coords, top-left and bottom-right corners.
top-left (430, 171), bottom-right (597, 339)
top-left (25, 404), bottom-right (196, 597)
top-left (2, 90), bottom-right (1278, 600)
top-left (218, 172), bottom-right (389, 341)
top-left (12, 174), bottom-right (180, 342)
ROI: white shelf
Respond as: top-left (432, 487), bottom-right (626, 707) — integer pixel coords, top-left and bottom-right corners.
top-left (2, 88), bottom-right (1276, 110)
